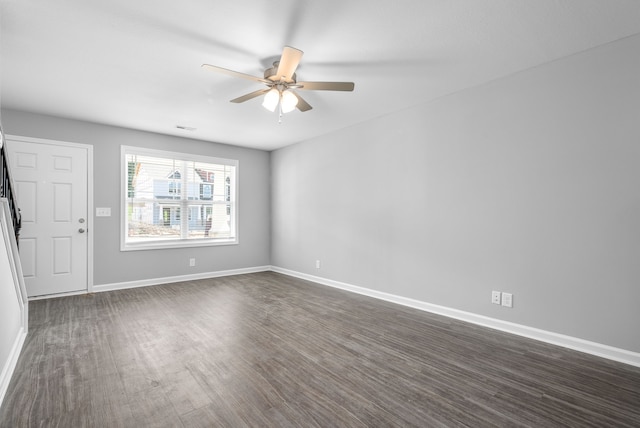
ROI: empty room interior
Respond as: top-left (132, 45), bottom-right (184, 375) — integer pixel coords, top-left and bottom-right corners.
top-left (1, 1), bottom-right (640, 426)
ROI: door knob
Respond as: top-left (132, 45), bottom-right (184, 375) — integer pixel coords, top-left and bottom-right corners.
top-left (79, 228), bottom-right (86, 233)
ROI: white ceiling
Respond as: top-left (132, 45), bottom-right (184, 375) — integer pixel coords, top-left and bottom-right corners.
top-left (2, 1), bottom-right (640, 151)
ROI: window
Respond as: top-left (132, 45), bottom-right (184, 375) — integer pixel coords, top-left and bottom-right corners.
top-left (200, 183), bottom-right (213, 200)
top-left (122, 146), bottom-right (238, 250)
top-left (168, 181), bottom-right (181, 196)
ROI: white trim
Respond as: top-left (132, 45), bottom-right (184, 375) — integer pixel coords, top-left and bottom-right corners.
top-left (86, 143), bottom-right (95, 293)
top-left (28, 289), bottom-right (92, 301)
top-left (120, 145), bottom-right (239, 252)
top-left (0, 200), bottom-right (28, 327)
top-left (6, 134), bottom-right (94, 295)
top-left (0, 327), bottom-right (26, 408)
top-left (0, 199), bottom-right (28, 408)
top-left (270, 266), bottom-right (640, 368)
top-left (93, 265), bottom-right (271, 293)
top-left (119, 239), bottom-right (239, 252)
top-left (14, 261), bottom-right (640, 367)
top-left (120, 145), bottom-right (239, 167)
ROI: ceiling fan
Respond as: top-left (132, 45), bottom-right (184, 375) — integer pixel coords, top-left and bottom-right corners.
top-left (202, 46), bottom-right (354, 115)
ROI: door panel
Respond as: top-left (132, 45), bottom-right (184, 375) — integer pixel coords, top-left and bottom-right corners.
top-left (7, 139), bottom-right (89, 297)
top-left (19, 238), bottom-right (36, 278)
top-left (52, 237), bottom-right (72, 274)
top-left (53, 183), bottom-right (72, 222)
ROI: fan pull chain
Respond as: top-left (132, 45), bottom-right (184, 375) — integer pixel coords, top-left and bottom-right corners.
top-left (278, 103), bottom-right (283, 124)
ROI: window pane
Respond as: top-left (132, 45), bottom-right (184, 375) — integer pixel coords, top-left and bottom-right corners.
top-left (133, 156), bottom-right (181, 201)
top-left (183, 202), bottom-right (233, 239)
top-left (127, 202), bottom-right (182, 242)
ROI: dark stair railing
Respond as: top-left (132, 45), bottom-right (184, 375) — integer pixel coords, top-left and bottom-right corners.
top-left (0, 129), bottom-right (22, 245)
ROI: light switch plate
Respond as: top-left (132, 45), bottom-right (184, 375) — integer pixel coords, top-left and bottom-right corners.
top-left (501, 292), bottom-right (513, 308)
top-left (96, 207), bottom-right (111, 217)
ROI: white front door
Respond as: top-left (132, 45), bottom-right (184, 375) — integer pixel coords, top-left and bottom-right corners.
top-left (6, 137), bottom-right (90, 297)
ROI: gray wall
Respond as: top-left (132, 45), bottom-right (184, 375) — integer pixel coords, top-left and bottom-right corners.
top-left (271, 34), bottom-right (640, 352)
top-left (1, 110), bottom-right (271, 285)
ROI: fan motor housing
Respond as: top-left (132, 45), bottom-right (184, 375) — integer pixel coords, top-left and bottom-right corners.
top-left (264, 61), bottom-right (296, 83)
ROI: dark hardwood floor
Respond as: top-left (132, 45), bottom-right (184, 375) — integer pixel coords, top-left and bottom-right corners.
top-left (1, 272), bottom-right (639, 427)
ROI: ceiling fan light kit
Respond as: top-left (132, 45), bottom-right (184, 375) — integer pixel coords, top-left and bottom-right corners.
top-left (261, 87), bottom-right (298, 114)
top-left (203, 46), bottom-right (354, 120)
top-left (280, 90), bottom-right (299, 113)
top-left (262, 89), bottom-right (280, 112)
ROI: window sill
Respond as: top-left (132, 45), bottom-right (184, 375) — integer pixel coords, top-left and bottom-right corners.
top-left (121, 238), bottom-right (238, 252)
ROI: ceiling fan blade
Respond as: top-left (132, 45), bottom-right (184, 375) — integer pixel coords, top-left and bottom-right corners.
top-left (297, 81), bottom-right (355, 91)
top-left (202, 64), bottom-right (270, 84)
top-left (276, 46), bottom-right (303, 82)
top-left (292, 91), bottom-right (312, 112)
top-left (230, 89), bottom-right (270, 103)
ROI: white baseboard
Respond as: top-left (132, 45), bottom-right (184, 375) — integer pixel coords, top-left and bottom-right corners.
top-left (93, 265), bottom-right (271, 293)
top-left (0, 327), bottom-right (27, 409)
top-left (29, 289), bottom-right (89, 301)
top-left (21, 264), bottom-right (640, 368)
top-left (270, 266), bottom-right (640, 368)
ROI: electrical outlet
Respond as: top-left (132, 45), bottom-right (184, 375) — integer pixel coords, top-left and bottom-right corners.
top-left (189, 258), bottom-right (196, 267)
top-left (491, 291), bottom-right (501, 305)
top-left (501, 292), bottom-right (513, 308)
top-left (315, 260), bottom-right (321, 269)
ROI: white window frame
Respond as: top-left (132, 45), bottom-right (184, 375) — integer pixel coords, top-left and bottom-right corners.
top-left (121, 145), bottom-right (239, 251)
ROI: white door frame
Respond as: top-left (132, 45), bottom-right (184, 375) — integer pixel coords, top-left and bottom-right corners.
top-left (7, 134), bottom-right (94, 298)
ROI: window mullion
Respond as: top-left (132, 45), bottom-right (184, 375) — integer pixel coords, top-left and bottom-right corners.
top-left (180, 160), bottom-right (189, 239)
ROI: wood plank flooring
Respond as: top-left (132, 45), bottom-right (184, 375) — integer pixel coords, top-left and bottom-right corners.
top-left (1, 272), bottom-right (639, 427)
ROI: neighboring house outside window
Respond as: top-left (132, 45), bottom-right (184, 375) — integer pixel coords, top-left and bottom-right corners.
top-left (122, 146), bottom-right (238, 250)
